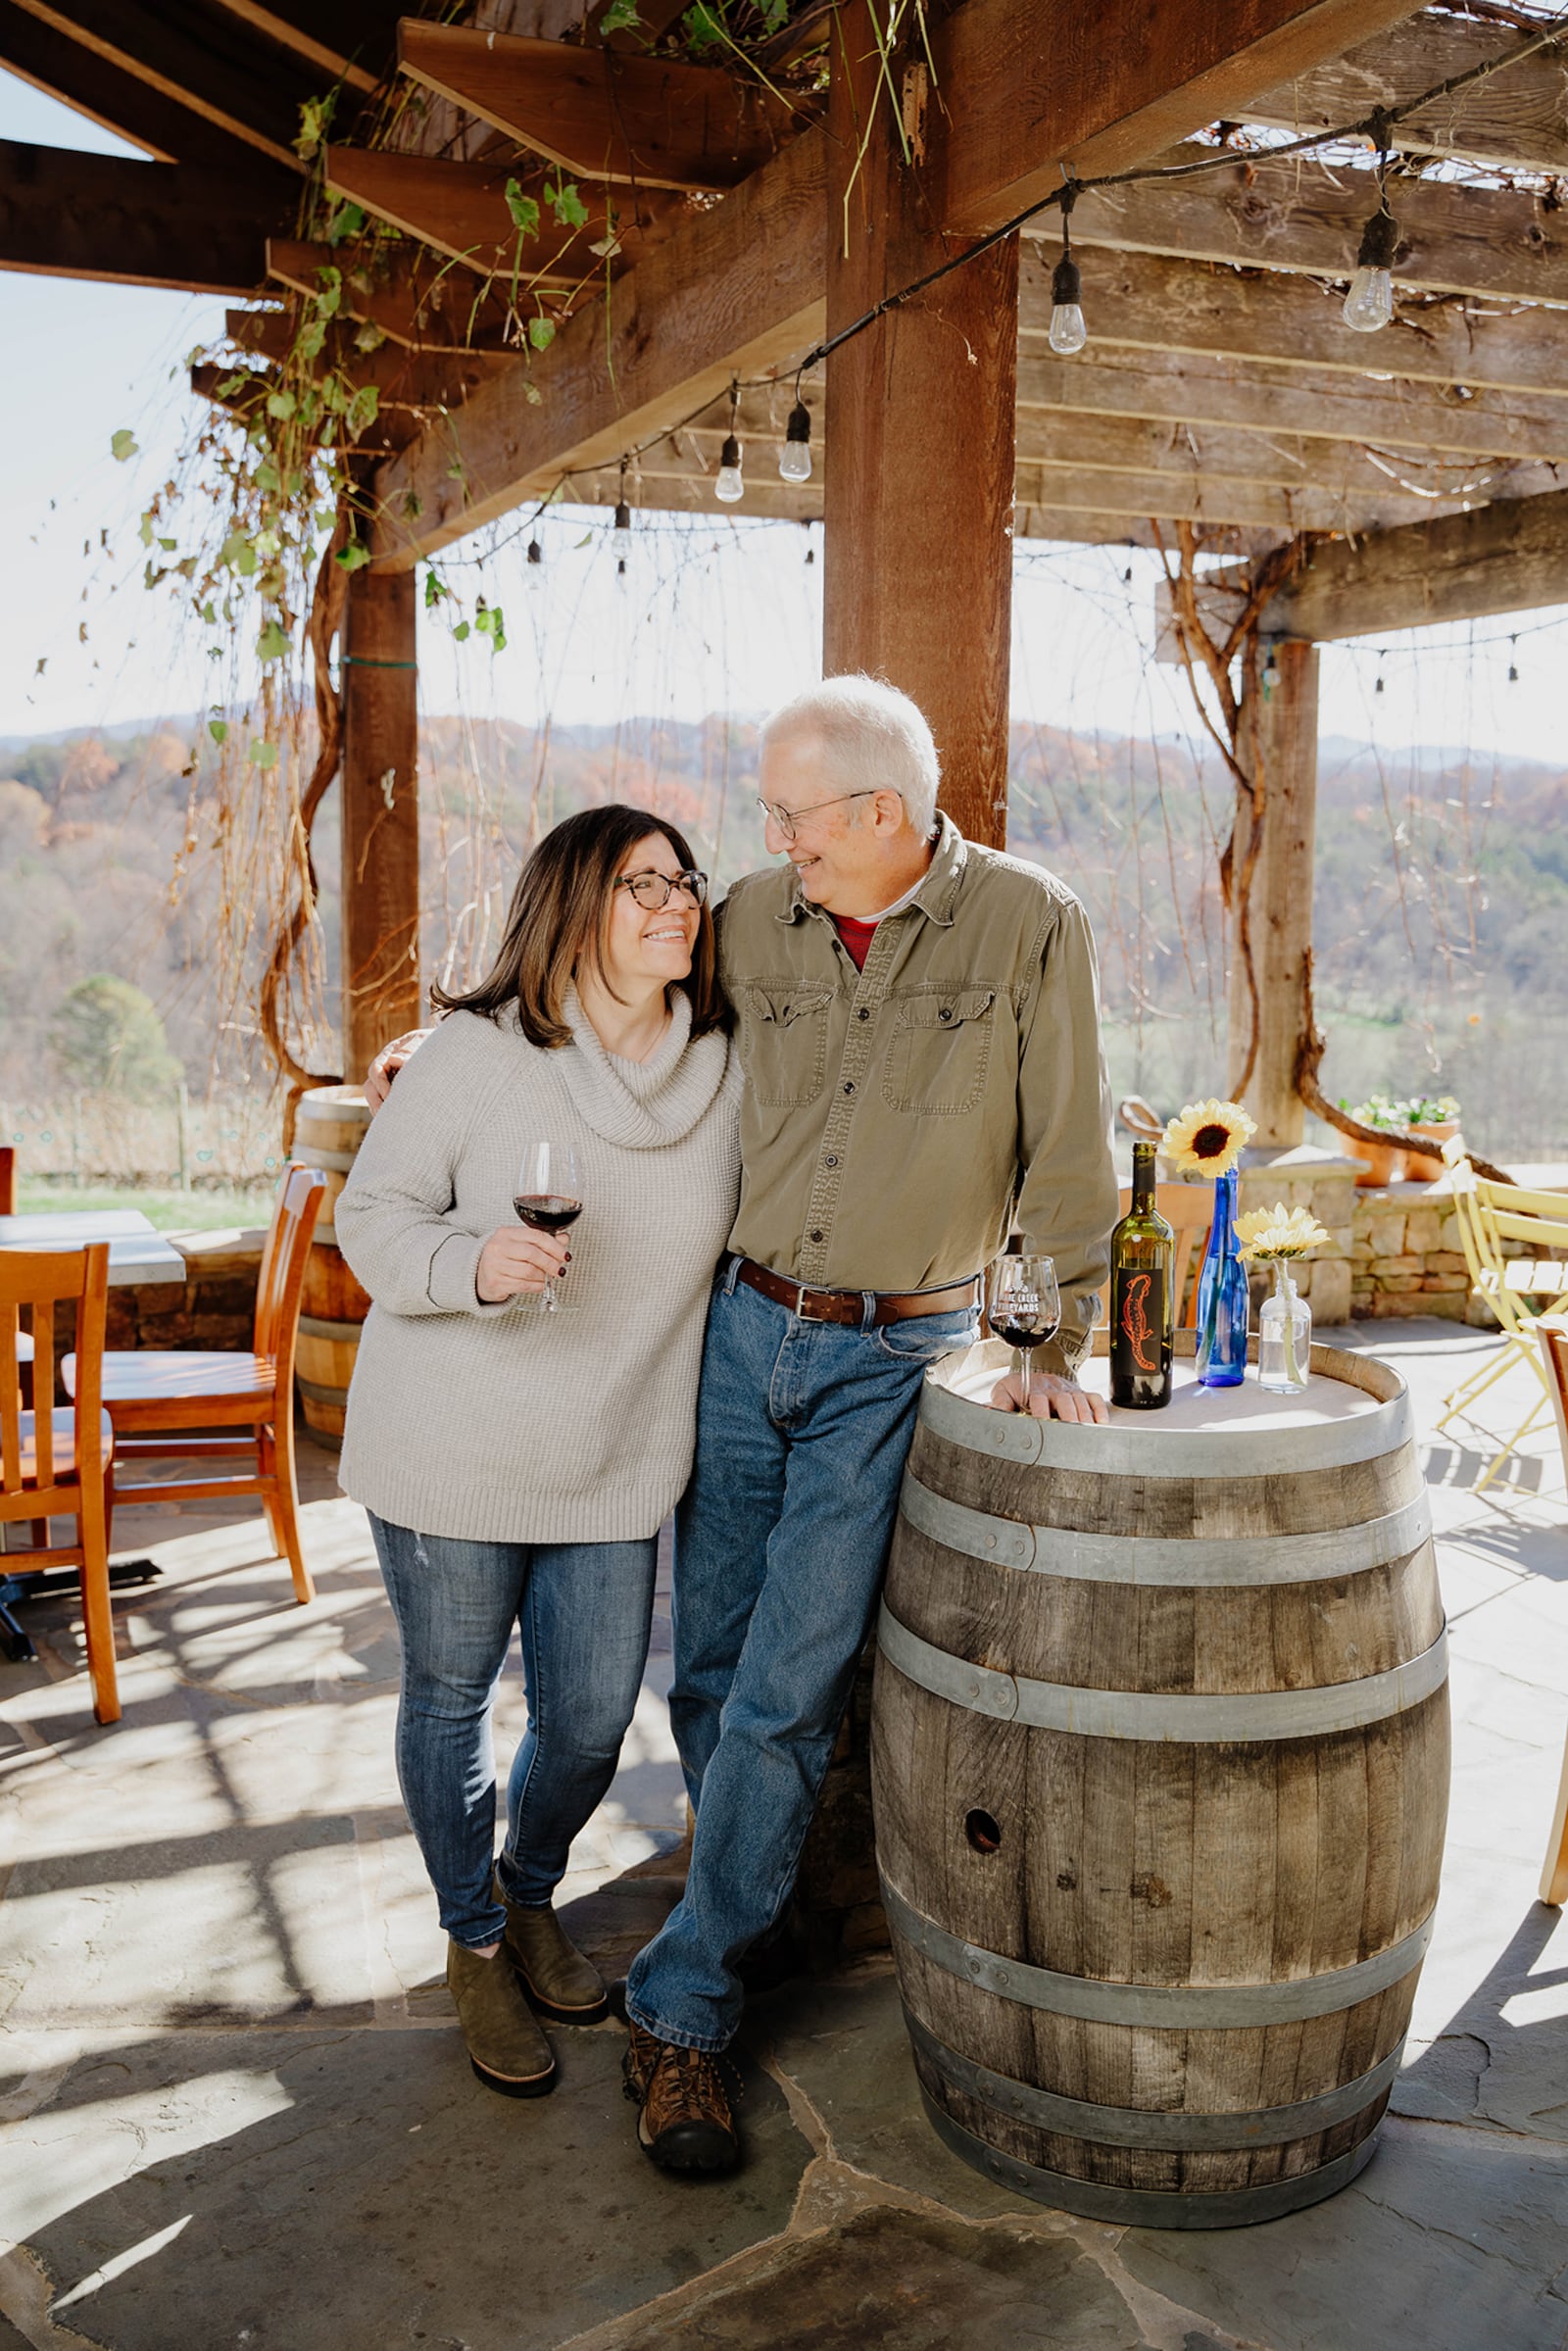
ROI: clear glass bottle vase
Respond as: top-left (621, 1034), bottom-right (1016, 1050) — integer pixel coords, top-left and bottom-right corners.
top-left (1257, 1262), bottom-right (1312, 1394)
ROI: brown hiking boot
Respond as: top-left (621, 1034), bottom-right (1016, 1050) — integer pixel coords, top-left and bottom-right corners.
top-left (446, 1940), bottom-right (556, 2099)
top-left (495, 1877), bottom-right (609, 2025)
top-left (622, 2018), bottom-right (739, 2174)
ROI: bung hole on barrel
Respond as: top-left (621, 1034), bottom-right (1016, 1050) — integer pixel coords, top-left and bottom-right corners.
top-left (964, 1808), bottom-right (1003, 1855)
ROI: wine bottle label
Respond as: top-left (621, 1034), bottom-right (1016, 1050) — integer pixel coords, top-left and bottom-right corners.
top-left (1111, 1268), bottom-right (1166, 1380)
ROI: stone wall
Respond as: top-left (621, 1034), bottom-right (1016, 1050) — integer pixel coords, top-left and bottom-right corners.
top-left (1348, 1185), bottom-right (1484, 1324)
top-left (49, 1228), bottom-right (265, 1367)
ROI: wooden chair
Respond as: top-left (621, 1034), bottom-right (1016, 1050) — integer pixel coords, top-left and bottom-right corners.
top-left (0, 1145), bottom-right (15, 1214)
top-left (1440, 1157), bottom-right (1568, 1494)
top-left (66, 1165), bottom-right (326, 1604)
top-left (0, 1244), bottom-right (119, 1724)
top-left (1535, 1319), bottom-right (1568, 1905)
top-left (1115, 1181), bottom-right (1214, 1327)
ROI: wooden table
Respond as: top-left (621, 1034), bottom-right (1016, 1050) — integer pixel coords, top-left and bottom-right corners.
top-left (0, 1209), bottom-right (187, 1287)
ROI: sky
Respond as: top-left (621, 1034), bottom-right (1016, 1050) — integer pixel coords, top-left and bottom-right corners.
top-left (2, 69), bottom-right (1567, 769)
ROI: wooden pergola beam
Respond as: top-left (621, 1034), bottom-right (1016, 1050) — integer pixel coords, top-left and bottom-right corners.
top-left (191, 359), bottom-right (419, 449)
top-left (930, 0), bottom-right (1429, 234)
top-left (322, 148), bottom-right (595, 281)
top-left (225, 305), bottom-right (517, 405)
top-left (369, 123), bottom-right (827, 562)
top-left (1066, 142), bottom-right (1568, 311)
top-left (1017, 243), bottom-right (1568, 402)
top-left (266, 236), bottom-right (514, 352)
top-left (204, 0), bottom-right (398, 95)
top-left (1255, 482), bottom-right (1568, 637)
top-left (0, 0), bottom-right (238, 165)
top-left (1246, 16), bottom-right (1568, 176)
top-left (1015, 345), bottom-right (1568, 468)
top-left (395, 21), bottom-right (814, 193)
top-left (0, 139), bottom-right (285, 293)
top-left (6, 0), bottom-right (315, 170)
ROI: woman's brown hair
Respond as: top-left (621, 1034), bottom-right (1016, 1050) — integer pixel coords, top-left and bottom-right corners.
top-left (430, 803), bottom-right (728, 1049)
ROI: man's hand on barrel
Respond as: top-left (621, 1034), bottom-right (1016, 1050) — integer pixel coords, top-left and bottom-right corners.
top-left (365, 1028), bottom-right (435, 1113)
top-left (988, 1368), bottom-right (1109, 1425)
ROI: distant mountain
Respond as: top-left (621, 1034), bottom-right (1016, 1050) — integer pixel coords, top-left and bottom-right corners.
top-left (2, 714), bottom-right (1564, 1154)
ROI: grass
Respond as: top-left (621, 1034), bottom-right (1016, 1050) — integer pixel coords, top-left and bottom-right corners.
top-left (16, 1180), bottom-right (274, 1232)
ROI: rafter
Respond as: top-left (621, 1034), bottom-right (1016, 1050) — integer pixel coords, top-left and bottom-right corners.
top-left (928, 0), bottom-right (1430, 234)
top-left (191, 359), bottom-right (418, 451)
top-left (0, 138), bottom-right (285, 293)
top-left (1017, 243), bottom-right (1568, 402)
top-left (1065, 141), bottom-right (1568, 311)
top-left (266, 236), bottom-right (515, 352)
top-left (0, 0), bottom-right (237, 165)
top-left (1244, 15), bottom-right (1568, 177)
top-left (321, 147), bottom-right (688, 284)
top-left (224, 305), bottom-right (515, 405)
top-left (395, 21), bottom-right (814, 193)
top-left (204, 0), bottom-right (399, 95)
top-left (6, 0), bottom-right (317, 170)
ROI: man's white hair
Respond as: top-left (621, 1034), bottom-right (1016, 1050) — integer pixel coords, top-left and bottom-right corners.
top-left (760, 674), bottom-right (940, 833)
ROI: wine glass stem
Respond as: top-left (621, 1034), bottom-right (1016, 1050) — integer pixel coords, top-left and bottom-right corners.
top-left (1018, 1345), bottom-right (1033, 1415)
top-left (543, 1276), bottom-right (558, 1314)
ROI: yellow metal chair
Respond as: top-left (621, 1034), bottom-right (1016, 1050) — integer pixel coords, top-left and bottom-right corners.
top-left (1441, 1154), bottom-right (1568, 1494)
top-left (1534, 1319), bottom-right (1568, 1905)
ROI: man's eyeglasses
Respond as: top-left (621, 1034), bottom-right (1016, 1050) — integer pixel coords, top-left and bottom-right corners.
top-left (755, 789), bottom-right (885, 844)
top-left (614, 868), bottom-right (709, 909)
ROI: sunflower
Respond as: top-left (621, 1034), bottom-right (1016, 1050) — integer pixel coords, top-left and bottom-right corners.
top-left (1236, 1203), bottom-right (1330, 1262)
top-left (1160, 1097), bottom-right (1256, 1179)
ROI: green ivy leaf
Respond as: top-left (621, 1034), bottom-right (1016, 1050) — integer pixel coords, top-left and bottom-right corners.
top-left (346, 383), bottom-right (380, 437)
top-left (681, 2), bottom-right (725, 53)
top-left (215, 372), bottom-right (249, 399)
top-left (294, 90), bottom-right (337, 160)
top-left (523, 380), bottom-right (542, 406)
top-left (452, 619), bottom-right (470, 642)
top-left (111, 427), bottom-right (138, 462)
top-left (297, 318), bottom-right (327, 362)
top-left (314, 265), bottom-right (343, 319)
top-left (325, 202), bottom-right (365, 247)
top-left (257, 619), bottom-right (288, 662)
top-left (527, 316), bottom-right (556, 352)
top-left (208, 717), bottom-right (228, 744)
top-left (759, 0), bottom-right (787, 27)
top-left (423, 568), bottom-right (448, 608)
top-left (158, 535), bottom-right (177, 551)
top-left (598, 0), bottom-right (642, 28)
top-left (138, 514), bottom-right (155, 548)
top-left (545, 175), bottom-right (589, 230)
top-left (249, 739), bottom-right (279, 768)
top-left (198, 601), bottom-right (218, 625)
top-left (235, 541), bottom-right (259, 577)
top-left (334, 541), bottom-right (371, 571)
top-left (267, 388), bottom-right (297, 420)
top-left (352, 319), bottom-right (386, 355)
top-left (504, 178), bottom-right (540, 237)
top-left (255, 457), bottom-right (281, 494)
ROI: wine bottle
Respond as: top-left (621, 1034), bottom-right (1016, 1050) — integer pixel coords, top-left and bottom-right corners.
top-left (1109, 1142), bottom-right (1174, 1408)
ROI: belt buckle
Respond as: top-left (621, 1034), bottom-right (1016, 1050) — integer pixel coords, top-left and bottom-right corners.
top-left (795, 1282), bottom-right (832, 1322)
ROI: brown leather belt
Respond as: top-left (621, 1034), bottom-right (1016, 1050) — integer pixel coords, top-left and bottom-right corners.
top-left (735, 1257), bottom-right (979, 1328)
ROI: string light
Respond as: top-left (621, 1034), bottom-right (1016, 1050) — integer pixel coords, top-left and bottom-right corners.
top-left (613, 455), bottom-right (631, 533)
top-left (1374, 647), bottom-right (1388, 694)
top-left (779, 387), bottom-right (812, 483)
top-left (1048, 182), bottom-right (1087, 357)
top-left (1261, 643), bottom-right (1281, 699)
top-left (1508, 633), bottom-right (1519, 682)
top-left (526, 538), bottom-right (542, 565)
top-left (1344, 112), bottom-right (1398, 333)
top-left (715, 380), bottom-right (744, 505)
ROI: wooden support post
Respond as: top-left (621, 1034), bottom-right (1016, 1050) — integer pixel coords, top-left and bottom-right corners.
top-left (340, 567), bottom-right (420, 1083)
top-left (1229, 638), bottom-right (1319, 1148)
top-left (820, 5), bottom-right (1018, 849)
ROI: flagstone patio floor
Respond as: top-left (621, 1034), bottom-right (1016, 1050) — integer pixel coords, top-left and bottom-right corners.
top-left (2, 1319), bottom-right (1566, 2351)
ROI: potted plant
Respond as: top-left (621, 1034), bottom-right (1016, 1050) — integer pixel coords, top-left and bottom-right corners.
top-left (1345, 1095), bottom-right (1409, 1189)
top-left (1402, 1094), bottom-right (1460, 1180)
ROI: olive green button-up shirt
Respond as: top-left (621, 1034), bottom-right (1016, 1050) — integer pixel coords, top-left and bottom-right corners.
top-left (716, 816), bottom-right (1117, 1367)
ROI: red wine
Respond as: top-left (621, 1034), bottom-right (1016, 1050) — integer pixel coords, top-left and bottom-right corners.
top-left (1109, 1142), bottom-right (1174, 1408)
top-left (514, 1194), bottom-right (582, 1236)
top-left (992, 1315), bottom-right (1057, 1351)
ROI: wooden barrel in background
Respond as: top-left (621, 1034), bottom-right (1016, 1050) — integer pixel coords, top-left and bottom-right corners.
top-left (291, 1085), bottom-right (371, 1447)
top-left (871, 1334), bottom-right (1448, 2230)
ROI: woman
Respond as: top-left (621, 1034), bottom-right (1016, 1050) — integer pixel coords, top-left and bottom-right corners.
top-left (335, 806), bottom-right (740, 2099)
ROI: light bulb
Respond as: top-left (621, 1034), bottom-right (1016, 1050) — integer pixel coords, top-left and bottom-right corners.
top-left (714, 432), bottom-right (744, 504)
top-left (1343, 265), bottom-right (1394, 332)
top-left (1049, 302), bottom-right (1087, 356)
top-left (613, 499), bottom-right (631, 531)
top-left (1048, 250), bottom-right (1086, 356)
top-left (778, 400), bottom-right (812, 483)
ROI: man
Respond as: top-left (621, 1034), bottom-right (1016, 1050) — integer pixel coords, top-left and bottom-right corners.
top-left (368, 675), bottom-right (1117, 2178)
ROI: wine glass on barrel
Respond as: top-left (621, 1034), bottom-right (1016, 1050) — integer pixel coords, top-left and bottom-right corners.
top-left (988, 1253), bottom-right (1061, 1416)
top-left (514, 1142), bottom-right (582, 1314)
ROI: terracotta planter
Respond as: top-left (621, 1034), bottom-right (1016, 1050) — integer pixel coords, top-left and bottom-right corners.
top-left (1354, 1137), bottom-right (1407, 1188)
top-left (1403, 1120), bottom-right (1457, 1181)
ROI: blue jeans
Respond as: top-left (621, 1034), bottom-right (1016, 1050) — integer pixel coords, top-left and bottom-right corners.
top-left (370, 1515), bottom-right (658, 1948)
top-left (625, 1261), bottom-right (978, 2050)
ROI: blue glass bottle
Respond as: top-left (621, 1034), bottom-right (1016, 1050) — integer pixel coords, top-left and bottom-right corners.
top-left (1196, 1170), bottom-right (1250, 1388)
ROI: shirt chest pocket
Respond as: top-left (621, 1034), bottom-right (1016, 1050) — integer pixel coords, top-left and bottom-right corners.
top-left (882, 988), bottom-right (997, 1115)
top-left (742, 984), bottom-right (836, 1106)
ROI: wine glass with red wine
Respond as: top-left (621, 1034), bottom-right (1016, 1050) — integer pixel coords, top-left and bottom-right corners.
top-left (514, 1142), bottom-right (582, 1315)
top-left (988, 1253), bottom-right (1060, 1416)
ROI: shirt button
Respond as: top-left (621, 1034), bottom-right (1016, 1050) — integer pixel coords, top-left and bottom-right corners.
top-left (810, 1228), bottom-right (823, 1243)
top-left (825, 1155), bottom-right (839, 1169)
top-left (843, 1082), bottom-right (855, 1095)
top-left (939, 1006), bottom-right (952, 1021)
top-left (857, 1007), bottom-right (870, 1021)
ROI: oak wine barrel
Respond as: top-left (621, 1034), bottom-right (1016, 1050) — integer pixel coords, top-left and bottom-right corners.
top-left (291, 1085), bottom-right (372, 1447)
top-left (871, 1332), bottom-right (1448, 2229)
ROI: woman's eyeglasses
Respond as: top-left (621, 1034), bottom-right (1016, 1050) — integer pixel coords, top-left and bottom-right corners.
top-left (614, 868), bottom-right (709, 909)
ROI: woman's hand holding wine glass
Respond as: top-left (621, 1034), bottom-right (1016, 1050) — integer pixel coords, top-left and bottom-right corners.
top-left (476, 1143), bottom-right (583, 1310)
